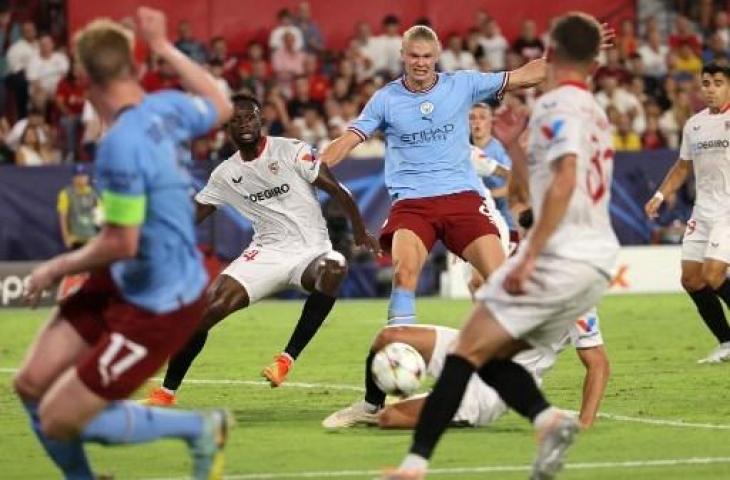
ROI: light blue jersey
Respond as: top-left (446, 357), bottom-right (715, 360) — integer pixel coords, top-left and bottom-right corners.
top-left (480, 137), bottom-right (516, 229)
top-left (348, 70), bottom-right (508, 201)
top-left (95, 90), bottom-right (218, 313)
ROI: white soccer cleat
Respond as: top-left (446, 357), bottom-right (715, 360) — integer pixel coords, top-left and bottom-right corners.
top-left (697, 341), bottom-right (730, 364)
top-left (531, 410), bottom-right (580, 480)
top-left (322, 400), bottom-right (379, 429)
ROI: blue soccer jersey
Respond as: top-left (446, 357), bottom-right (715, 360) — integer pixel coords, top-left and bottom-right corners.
top-left (95, 90), bottom-right (218, 313)
top-left (480, 137), bottom-right (516, 229)
top-left (348, 70), bottom-right (508, 201)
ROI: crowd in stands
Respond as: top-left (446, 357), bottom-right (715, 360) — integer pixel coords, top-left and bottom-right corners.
top-left (0, 1), bottom-right (728, 168)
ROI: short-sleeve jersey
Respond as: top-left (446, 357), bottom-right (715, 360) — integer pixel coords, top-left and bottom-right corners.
top-left (96, 90), bottom-right (217, 313)
top-left (196, 136), bottom-right (331, 250)
top-left (479, 137), bottom-right (516, 229)
top-left (525, 83), bottom-right (619, 274)
top-left (348, 70), bottom-right (509, 201)
top-left (678, 107), bottom-right (730, 221)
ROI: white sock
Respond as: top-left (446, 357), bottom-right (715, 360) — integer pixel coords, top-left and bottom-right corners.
top-left (533, 406), bottom-right (561, 430)
top-left (400, 453), bottom-right (428, 471)
top-left (363, 401), bottom-right (380, 414)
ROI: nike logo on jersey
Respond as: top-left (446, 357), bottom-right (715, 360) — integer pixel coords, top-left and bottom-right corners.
top-left (232, 176), bottom-right (243, 183)
top-left (693, 125), bottom-right (701, 131)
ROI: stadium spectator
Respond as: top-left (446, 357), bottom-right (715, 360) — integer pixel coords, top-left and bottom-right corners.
top-left (5, 107), bottom-right (48, 151)
top-left (15, 123), bottom-right (56, 166)
top-left (56, 164), bottom-right (99, 249)
top-left (291, 104), bottom-right (327, 147)
top-left (26, 33), bottom-right (69, 112)
top-left (594, 47), bottom-right (632, 86)
top-left (209, 59), bottom-right (232, 99)
top-left (0, 6), bottom-right (21, 112)
top-left (616, 18), bottom-right (639, 59)
top-left (287, 75), bottom-right (321, 118)
top-left (269, 8), bottom-right (304, 52)
top-left (702, 31), bottom-right (730, 64)
top-left (303, 55), bottom-right (330, 102)
top-left (80, 100), bottom-right (101, 161)
top-left (295, 1), bottom-right (325, 54)
top-left (596, 72), bottom-right (646, 134)
top-left (272, 31), bottom-right (307, 98)
top-left (669, 15), bottom-right (702, 55)
top-left (5, 21), bottom-right (38, 119)
top-left (641, 115), bottom-right (667, 150)
top-left (369, 15), bottom-right (402, 78)
top-left (141, 58), bottom-right (180, 92)
top-left (658, 90), bottom-right (692, 149)
top-left (353, 21), bottom-right (378, 79)
top-left (673, 41), bottom-right (703, 75)
top-left (174, 20), bottom-right (207, 64)
top-left (464, 28), bottom-right (485, 64)
top-left (512, 19), bottom-right (544, 61)
top-left (262, 94), bottom-right (290, 136)
top-left (54, 61), bottom-right (87, 163)
top-left (439, 34), bottom-right (476, 72)
top-left (638, 29), bottom-right (670, 80)
top-left (613, 112), bottom-right (641, 151)
top-left (235, 41), bottom-right (268, 84)
top-left (709, 10), bottom-right (729, 50)
top-left (241, 58), bottom-right (271, 102)
top-left (208, 36), bottom-right (237, 80)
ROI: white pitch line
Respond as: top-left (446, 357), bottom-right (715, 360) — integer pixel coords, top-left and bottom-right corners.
top-left (1, 367), bottom-right (729, 430)
top-left (147, 456), bottom-right (730, 479)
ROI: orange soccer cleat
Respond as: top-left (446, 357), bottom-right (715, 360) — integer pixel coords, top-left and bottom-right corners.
top-left (261, 353), bottom-right (293, 388)
top-left (140, 386), bottom-right (177, 407)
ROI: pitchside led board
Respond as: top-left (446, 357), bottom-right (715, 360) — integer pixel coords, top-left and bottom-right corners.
top-left (0, 262), bottom-right (56, 308)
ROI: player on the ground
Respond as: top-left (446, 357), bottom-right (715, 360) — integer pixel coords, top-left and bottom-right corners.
top-left (319, 25), bottom-right (549, 325)
top-left (644, 62), bottom-right (730, 364)
top-left (143, 93), bottom-right (379, 405)
top-left (13, 8), bottom-right (233, 479)
top-left (323, 309), bottom-right (608, 430)
top-left (384, 13), bottom-right (618, 479)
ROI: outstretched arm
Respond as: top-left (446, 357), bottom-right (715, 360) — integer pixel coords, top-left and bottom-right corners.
top-left (319, 130), bottom-right (363, 168)
top-left (576, 345), bottom-right (610, 428)
top-left (313, 163), bottom-right (380, 254)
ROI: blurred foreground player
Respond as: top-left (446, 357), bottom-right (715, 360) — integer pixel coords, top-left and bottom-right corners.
top-left (384, 12), bottom-right (618, 479)
top-left (144, 93), bottom-right (379, 406)
top-left (13, 8), bottom-right (234, 479)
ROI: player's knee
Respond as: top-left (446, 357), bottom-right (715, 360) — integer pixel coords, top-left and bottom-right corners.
top-left (39, 409), bottom-right (78, 441)
top-left (373, 326), bottom-right (408, 351)
top-left (681, 273), bottom-right (705, 292)
top-left (703, 270), bottom-right (726, 290)
top-left (13, 369), bottom-right (44, 401)
top-left (319, 252), bottom-right (348, 283)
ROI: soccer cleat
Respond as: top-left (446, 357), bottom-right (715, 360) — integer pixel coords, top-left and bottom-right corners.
top-left (531, 410), bottom-right (580, 480)
top-left (697, 342), bottom-right (730, 364)
top-left (322, 400), bottom-right (379, 429)
top-left (380, 467), bottom-right (426, 479)
top-left (188, 409), bottom-right (233, 480)
top-left (261, 353), bottom-right (293, 387)
top-left (139, 387), bottom-right (177, 407)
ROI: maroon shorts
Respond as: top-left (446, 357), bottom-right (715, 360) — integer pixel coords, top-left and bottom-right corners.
top-left (59, 270), bottom-right (205, 400)
top-left (379, 191), bottom-right (501, 257)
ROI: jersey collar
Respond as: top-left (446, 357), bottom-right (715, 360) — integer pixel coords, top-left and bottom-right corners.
top-left (558, 80), bottom-right (589, 91)
top-left (401, 74), bottom-right (439, 94)
top-left (720, 103), bottom-right (730, 114)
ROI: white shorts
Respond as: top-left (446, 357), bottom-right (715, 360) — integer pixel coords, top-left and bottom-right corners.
top-left (682, 217), bottom-right (730, 264)
top-left (221, 243), bottom-right (332, 303)
top-left (475, 254), bottom-right (610, 352)
top-left (427, 326), bottom-right (508, 427)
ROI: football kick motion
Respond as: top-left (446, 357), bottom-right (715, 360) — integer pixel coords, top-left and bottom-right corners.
top-left (645, 62), bottom-right (730, 364)
top-left (383, 12), bottom-right (619, 479)
top-left (144, 93), bottom-right (380, 406)
top-left (13, 8), bottom-right (234, 479)
top-left (323, 308), bottom-right (609, 430)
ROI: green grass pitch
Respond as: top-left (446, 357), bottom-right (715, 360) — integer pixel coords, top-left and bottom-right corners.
top-left (1, 294), bottom-right (730, 479)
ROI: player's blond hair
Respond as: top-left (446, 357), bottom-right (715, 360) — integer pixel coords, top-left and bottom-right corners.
top-left (74, 19), bottom-right (135, 87)
top-left (402, 25), bottom-right (441, 50)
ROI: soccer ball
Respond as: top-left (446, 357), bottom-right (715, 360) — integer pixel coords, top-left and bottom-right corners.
top-left (371, 342), bottom-right (426, 397)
